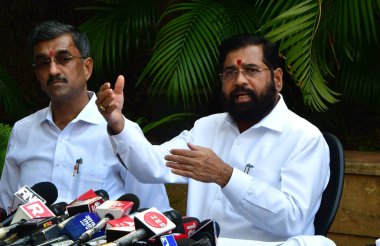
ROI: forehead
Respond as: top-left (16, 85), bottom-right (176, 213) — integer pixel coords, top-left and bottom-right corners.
top-left (33, 34), bottom-right (78, 57)
top-left (224, 45), bottom-right (264, 67)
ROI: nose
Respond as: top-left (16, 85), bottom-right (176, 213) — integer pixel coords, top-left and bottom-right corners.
top-left (234, 70), bottom-right (248, 86)
top-left (48, 59), bottom-right (61, 76)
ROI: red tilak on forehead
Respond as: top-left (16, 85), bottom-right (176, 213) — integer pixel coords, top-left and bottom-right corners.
top-left (236, 59), bottom-right (242, 66)
top-left (49, 49), bottom-right (55, 57)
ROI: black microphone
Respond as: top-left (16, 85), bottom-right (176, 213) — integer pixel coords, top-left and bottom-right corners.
top-left (162, 210), bottom-right (185, 235)
top-left (188, 219), bottom-right (220, 246)
top-left (4, 216), bottom-right (59, 246)
top-left (0, 208), bottom-right (6, 225)
top-left (116, 194), bottom-right (139, 214)
top-left (30, 182), bottom-right (58, 206)
top-left (0, 182), bottom-right (58, 227)
top-left (95, 190), bottom-right (110, 201)
top-left (49, 202), bottom-right (68, 217)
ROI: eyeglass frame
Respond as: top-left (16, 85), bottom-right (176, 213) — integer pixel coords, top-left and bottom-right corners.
top-left (31, 54), bottom-right (86, 70)
top-left (219, 66), bottom-right (272, 83)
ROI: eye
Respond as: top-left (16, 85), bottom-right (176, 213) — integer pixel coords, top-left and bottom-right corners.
top-left (245, 67), bottom-right (260, 75)
top-left (56, 55), bottom-right (73, 65)
top-left (34, 58), bottom-right (51, 68)
top-left (223, 69), bottom-right (236, 77)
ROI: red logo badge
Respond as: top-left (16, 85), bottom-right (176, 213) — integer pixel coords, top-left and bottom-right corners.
top-left (144, 212), bottom-right (168, 228)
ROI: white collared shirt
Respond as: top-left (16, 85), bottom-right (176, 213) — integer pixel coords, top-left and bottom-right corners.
top-left (110, 96), bottom-right (330, 241)
top-left (0, 92), bottom-right (171, 212)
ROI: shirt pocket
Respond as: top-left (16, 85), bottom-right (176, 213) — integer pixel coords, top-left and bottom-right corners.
top-left (251, 168), bottom-right (281, 188)
top-left (75, 162), bottom-right (109, 194)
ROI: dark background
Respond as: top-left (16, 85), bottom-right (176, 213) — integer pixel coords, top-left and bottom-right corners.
top-left (0, 0), bottom-right (379, 151)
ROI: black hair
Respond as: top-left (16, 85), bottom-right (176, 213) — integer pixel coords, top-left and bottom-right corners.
top-left (217, 34), bottom-right (284, 73)
top-left (28, 20), bottom-right (90, 58)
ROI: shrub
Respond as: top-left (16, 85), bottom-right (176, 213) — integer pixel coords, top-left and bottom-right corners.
top-left (0, 123), bottom-right (11, 174)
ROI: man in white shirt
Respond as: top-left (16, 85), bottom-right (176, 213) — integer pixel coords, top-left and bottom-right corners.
top-left (96, 34), bottom-right (330, 241)
top-left (0, 21), bottom-right (170, 212)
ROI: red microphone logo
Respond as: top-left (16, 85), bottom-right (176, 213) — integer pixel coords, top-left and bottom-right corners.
top-left (23, 200), bottom-right (55, 218)
top-left (144, 212), bottom-right (168, 228)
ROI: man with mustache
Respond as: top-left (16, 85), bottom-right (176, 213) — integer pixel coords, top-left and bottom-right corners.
top-left (0, 21), bottom-right (171, 212)
top-left (96, 34), bottom-right (330, 241)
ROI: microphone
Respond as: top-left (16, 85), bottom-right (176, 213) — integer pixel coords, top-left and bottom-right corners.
top-left (153, 214), bottom-right (199, 246)
top-left (162, 210), bottom-right (185, 235)
top-left (116, 194), bottom-right (139, 214)
top-left (28, 182), bottom-right (58, 207)
top-left (0, 222), bottom-right (20, 240)
top-left (105, 215), bottom-right (135, 242)
top-left (4, 216), bottom-right (59, 246)
top-left (67, 189), bottom-right (98, 207)
top-left (32, 214), bottom-right (99, 246)
top-left (111, 207), bottom-right (177, 246)
top-left (49, 202), bottom-right (68, 217)
top-left (66, 196), bottom-right (105, 217)
top-left (182, 217), bottom-right (200, 237)
top-left (0, 204), bottom-right (66, 241)
top-left (0, 208), bottom-right (6, 225)
top-left (95, 190), bottom-right (110, 201)
top-left (31, 191), bottom-right (107, 245)
top-left (60, 212), bottom-right (101, 241)
top-left (10, 200), bottom-right (56, 225)
top-left (188, 219), bottom-right (220, 246)
top-left (1, 182), bottom-right (58, 227)
top-left (31, 214), bottom-right (80, 245)
top-left (76, 194), bottom-right (139, 244)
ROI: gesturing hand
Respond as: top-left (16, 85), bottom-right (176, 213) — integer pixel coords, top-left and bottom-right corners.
top-left (96, 75), bottom-right (125, 134)
top-left (165, 143), bottom-right (233, 187)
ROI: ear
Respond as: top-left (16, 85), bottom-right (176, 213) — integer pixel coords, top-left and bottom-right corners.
top-left (83, 57), bottom-right (93, 81)
top-left (273, 68), bottom-right (283, 92)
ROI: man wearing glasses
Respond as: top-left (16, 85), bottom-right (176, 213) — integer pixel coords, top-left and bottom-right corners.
top-left (97, 34), bottom-right (330, 241)
top-left (0, 21), bottom-right (171, 212)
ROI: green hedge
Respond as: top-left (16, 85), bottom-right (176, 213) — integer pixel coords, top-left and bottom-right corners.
top-left (0, 123), bottom-right (11, 174)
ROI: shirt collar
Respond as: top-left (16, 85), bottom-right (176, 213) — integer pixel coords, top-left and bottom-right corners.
top-left (42, 91), bottom-right (104, 125)
top-left (223, 94), bottom-right (288, 133)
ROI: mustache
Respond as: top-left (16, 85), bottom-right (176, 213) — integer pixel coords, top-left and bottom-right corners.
top-left (229, 86), bottom-right (256, 99)
top-left (47, 76), bottom-right (68, 85)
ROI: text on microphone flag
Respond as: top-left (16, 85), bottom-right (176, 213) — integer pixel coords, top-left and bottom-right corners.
top-left (144, 212), bottom-right (168, 229)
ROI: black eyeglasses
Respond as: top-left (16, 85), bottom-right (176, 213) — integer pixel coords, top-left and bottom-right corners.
top-left (32, 54), bottom-right (85, 70)
top-left (219, 67), bottom-right (271, 82)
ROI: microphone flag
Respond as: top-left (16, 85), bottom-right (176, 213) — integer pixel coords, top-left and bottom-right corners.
top-left (11, 185), bottom-right (46, 211)
top-left (134, 207), bottom-right (176, 240)
top-left (11, 200), bottom-right (55, 225)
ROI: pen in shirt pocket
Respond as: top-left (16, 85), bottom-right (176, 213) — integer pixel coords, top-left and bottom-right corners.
top-left (72, 158), bottom-right (83, 177)
top-left (244, 163), bottom-right (254, 174)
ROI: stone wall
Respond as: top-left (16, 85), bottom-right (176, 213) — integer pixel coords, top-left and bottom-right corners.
top-left (328, 151), bottom-right (380, 246)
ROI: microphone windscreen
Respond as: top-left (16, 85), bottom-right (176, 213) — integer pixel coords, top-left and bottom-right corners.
top-left (31, 182), bottom-right (58, 206)
top-left (198, 219), bottom-right (220, 237)
top-left (49, 202), bottom-right (68, 216)
top-left (95, 190), bottom-right (109, 201)
top-left (0, 207), bottom-right (7, 221)
top-left (163, 210), bottom-right (185, 234)
top-left (117, 194), bottom-right (140, 213)
top-left (61, 212), bottom-right (101, 240)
